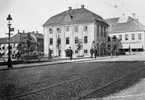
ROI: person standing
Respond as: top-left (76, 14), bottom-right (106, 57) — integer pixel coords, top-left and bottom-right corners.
top-left (90, 47), bottom-right (94, 58)
top-left (94, 47), bottom-right (98, 59)
top-left (68, 47), bottom-right (73, 62)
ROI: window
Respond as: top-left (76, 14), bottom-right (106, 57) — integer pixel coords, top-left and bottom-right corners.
top-left (101, 26), bottom-right (103, 37)
top-left (57, 28), bottom-right (61, 33)
top-left (84, 50), bottom-right (88, 54)
top-left (84, 36), bottom-right (88, 44)
top-left (49, 28), bottom-right (53, 34)
top-left (84, 26), bottom-right (88, 32)
top-left (66, 26), bottom-right (70, 32)
top-left (75, 37), bottom-right (78, 44)
top-left (104, 28), bottom-right (106, 38)
top-left (119, 35), bottom-right (122, 40)
top-left (97, 25), bottom-right (99, 37)
top-left (50, 38), bottom-right (53, 45)
top-left (66, 37), bottom-right (69, 44)
top-left (108, 36), bottom-right (111, 42)
top-left (138, 33), bottom-right (142, 40)
top-left (57, 38), bottom-right (61, 45)
top-left (74, 26), bottom-right (78, 32)
top-left (75, 50), bottom-right (78, 53)
top-left (125, 34), bottom-right (128, 40)
top-left (131, 34), bottom-right (135, 40)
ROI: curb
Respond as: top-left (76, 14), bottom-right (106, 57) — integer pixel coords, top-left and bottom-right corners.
top-left (0, 56), bottom-right (117, 71)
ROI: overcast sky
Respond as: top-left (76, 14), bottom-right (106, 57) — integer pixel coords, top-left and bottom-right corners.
top-left (0, 0), bottom-right (145, 37)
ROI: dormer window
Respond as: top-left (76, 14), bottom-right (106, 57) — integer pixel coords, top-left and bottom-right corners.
top-left (57, 28), bottom-right (61, 33)
top-left (49, 28), bottom-right (53, 34)
top-left (84, 26), bottom-right (88, 32)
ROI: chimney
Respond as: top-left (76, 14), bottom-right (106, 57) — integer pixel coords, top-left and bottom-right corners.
top-left (36, 31), bottom-right (38, 33)
top-left (68, 7), bottom-right (72, 10)
top-left (81, 5), bottom-right (84, 8)
top-left (132, 13), bottom-right (135, 19)
top-left (17, 30), bottom-right (19, 33)
top-left (23, 30), bottom-right (25, 33)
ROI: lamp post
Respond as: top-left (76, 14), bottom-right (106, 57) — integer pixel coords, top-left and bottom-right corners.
top-left (6, 14), bottom-right (13, 69)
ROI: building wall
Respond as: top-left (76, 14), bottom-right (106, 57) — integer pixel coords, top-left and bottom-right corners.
top-left (44, 23), bottom-right (108, 58)
top-left (44, 23), bottom-right (96, 58)
top-left (108, 31), bottom-right (145, 50)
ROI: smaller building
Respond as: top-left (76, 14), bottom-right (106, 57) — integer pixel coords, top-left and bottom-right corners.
top-left (0, 30), bottom-right (44, 57)
top-left (106, 15), bottom-right (145, 52)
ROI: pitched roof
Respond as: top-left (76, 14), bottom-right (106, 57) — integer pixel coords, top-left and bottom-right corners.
top-left (0, 37), bottom-right (8, 44)
top-left (106, 16), bottom-right (145, 33)
top-left (43, 8), bottom-right (108, 26)
top-left (30, 33), bottom-right (43, 39)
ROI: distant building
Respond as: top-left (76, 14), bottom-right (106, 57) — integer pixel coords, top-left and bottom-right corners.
top-left (0, 30), bottom-right (44, 56)
top-left (43, 5), bottom-right (109, 58)
top-left (106, 15), bottom-right (145, 52)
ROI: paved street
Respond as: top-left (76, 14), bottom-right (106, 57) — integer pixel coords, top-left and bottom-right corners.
top-left (0, 54), bottom-right (145, 100)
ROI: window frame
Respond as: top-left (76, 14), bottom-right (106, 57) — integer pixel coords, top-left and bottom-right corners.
top-left (84, 36), bottom-right (88, 44)
top-left (49, 28), bottom-right (53, 34)
top-left (125, 34), bottom-right (129, 40)
top-left (84, 49), bottom-right (88, 54)
top-left (119, 35), bottom-right (122, 40)
top-left (75, 50), bottom-right (78, 53)
top-left (66, 37), bottom-right (70, 45)
top-left (50, 38), bottom-right (53, 45)
top-left (131, 34), bottom-right (135, 40)
top-left (75, 37), bottom-right (78, 44)
top-left (138, 33), bottom-right (142, 40)
top-left (84, 26), bottom-right (88, 32)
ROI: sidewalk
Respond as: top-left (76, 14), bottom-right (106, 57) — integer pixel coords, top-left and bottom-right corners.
top-left (0, 56), bottom-right (112, 70)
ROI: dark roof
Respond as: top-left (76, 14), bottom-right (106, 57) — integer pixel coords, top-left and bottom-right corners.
top-left (0, 37), bottom-right (8, 44)
top-left (30, 33), bottom-right (43, 39)
top-left (43, 8), bottom-right (108, 26)
top-left (106, 16), bottom-right (145, 33)
top-left (0, 32), bottom-right (43, 44)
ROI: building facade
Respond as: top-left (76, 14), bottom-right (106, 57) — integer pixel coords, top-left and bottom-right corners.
top-left (0, 30), bottom-right (44, 57)
top-left (43, 5), bottom-right (109, 58)
top-left (106, 15), bottom-right (145, 52)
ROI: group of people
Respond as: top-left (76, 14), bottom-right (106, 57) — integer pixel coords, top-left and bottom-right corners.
top-left (90, 47), bottom-right (98, 59)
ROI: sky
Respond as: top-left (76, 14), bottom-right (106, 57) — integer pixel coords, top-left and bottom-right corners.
top-left (0, 0), bottom-right (145, 38)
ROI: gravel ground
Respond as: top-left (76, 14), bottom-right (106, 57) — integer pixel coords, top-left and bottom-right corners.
top-left (0, 61), bottom-right (144, 100)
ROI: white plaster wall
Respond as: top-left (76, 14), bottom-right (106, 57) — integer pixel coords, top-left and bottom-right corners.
top-left (43, 27), bottom-right (49, 56)
top-left (108, 31), bottom-right (145, 49)
top-left (44, 23), bottom-right (97, 58)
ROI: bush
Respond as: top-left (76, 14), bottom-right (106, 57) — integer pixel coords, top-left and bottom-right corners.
top-left (21, 51), bottom-right (44, 62)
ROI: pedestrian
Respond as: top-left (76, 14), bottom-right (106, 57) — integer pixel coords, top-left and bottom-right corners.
top-left (94, 48), bottom-right (98, 59)
top-left (90, 47), bottom-right (94, 58)
top-left (68, 47), bottom-right (73, 62)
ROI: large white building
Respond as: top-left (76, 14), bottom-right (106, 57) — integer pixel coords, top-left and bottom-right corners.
top-left (106, 15), bottom-right (145, 52)
top-left (43, 5), bottom-right (109, 58)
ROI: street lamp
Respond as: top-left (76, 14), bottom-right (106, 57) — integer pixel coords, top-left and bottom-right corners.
top-left (6, 14), bottom-right (13, 69)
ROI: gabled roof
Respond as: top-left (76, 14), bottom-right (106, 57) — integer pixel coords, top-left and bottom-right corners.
top-left (106, 16), bottom-right (145, 33)
top-left (43, 7), bottom-right (108, 26)
top-left (30, 33), bottom-right (43, 39)
top-left (0, 37), bottom-right (8, 44)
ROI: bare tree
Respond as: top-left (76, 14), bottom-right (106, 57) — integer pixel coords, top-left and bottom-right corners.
top-left (56, 35), bottom-right (61, 58)
top-left (76, 38), bottom-right (83, 57)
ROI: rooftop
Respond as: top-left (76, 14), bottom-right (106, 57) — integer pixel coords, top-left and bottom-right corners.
top-left (43, 5), bottom-right (108, 26)
top-left (106, 16), bottom-right (145, 33)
